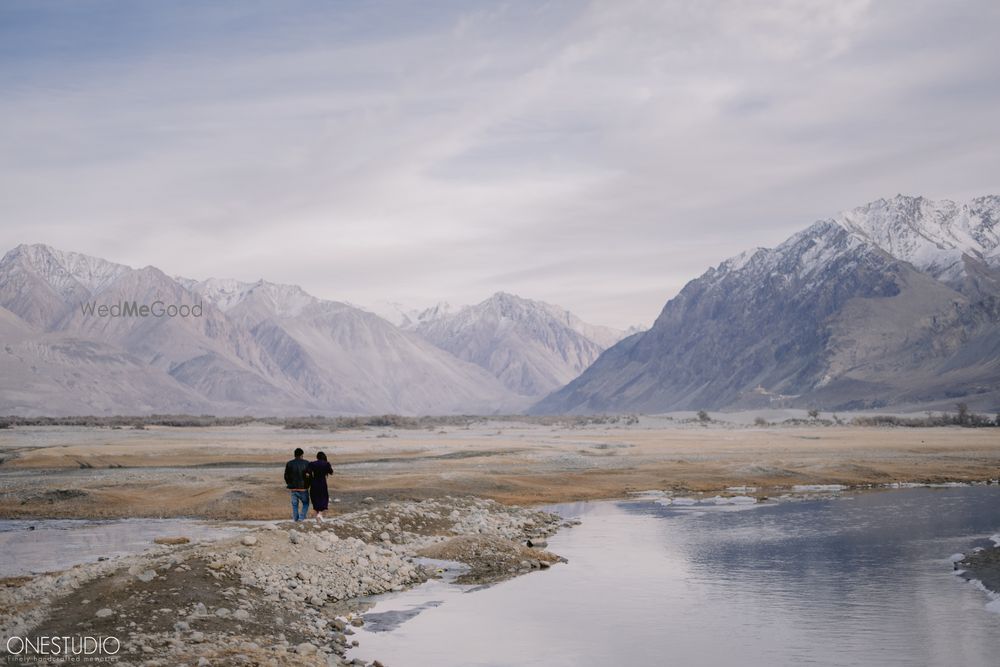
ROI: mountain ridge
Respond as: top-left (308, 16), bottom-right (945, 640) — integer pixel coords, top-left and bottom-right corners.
top-left (411, 291), bottom-right (632, 398)
top-left (532, 194), bottom-right (1000, 414)
top-left (4, 193), bottom-right (998, 416)
top-left (0, 244), bottom-right (528, 415)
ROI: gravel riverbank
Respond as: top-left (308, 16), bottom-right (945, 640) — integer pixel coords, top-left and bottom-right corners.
top-left (957, 541), bottom-right (1000, 598)
top-left (0, 497), bottom-right (571, 666)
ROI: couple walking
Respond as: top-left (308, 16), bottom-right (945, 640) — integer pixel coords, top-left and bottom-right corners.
top-left (284, 448), bottom-right (334, 522)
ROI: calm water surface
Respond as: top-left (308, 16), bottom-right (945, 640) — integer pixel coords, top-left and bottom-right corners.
top-left (0, 518), bottom-right (251, 576)
top-left (350, 487), bottom-right (1000, 667)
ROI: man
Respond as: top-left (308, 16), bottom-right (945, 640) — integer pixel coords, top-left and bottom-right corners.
top-left (284, 448), bottom-right (312, 522)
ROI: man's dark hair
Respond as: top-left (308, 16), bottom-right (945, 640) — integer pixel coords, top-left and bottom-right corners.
top-left (294, 448), bottom-right (304, 458)
top-left (316, 451), bottom-right (327, 461)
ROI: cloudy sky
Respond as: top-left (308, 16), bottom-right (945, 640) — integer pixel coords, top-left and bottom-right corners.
top-left (2, 0), bottom-right (998, 328)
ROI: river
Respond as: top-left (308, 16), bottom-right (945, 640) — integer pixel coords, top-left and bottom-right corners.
top-left (348, 486), bottom-right (1000, 667)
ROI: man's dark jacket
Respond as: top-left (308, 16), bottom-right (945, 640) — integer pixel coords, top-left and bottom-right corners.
top-left (284, 458), bottom-right (311, 489)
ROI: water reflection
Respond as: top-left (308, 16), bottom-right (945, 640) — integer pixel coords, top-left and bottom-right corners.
top-left (350, 487), bottom-right (1000, 667)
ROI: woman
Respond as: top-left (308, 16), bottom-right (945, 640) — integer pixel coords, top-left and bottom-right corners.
top-left (307, 451), bottom-right (334, 522)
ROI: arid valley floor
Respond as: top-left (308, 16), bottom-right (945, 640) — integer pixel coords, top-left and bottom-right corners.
top-left (2, 417), bottom-right (999, 520)
top-left (1, 417), bottom-right (1000, 666)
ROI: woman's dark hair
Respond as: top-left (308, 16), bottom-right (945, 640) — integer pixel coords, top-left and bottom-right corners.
top-left (316, 451), bottom-right (327, 461)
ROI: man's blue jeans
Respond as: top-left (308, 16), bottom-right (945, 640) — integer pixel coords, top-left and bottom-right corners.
top-left (290, 490), bottom-right (310, 521)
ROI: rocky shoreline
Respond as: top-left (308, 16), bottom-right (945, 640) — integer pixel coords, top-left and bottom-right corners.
top-left (0, 497), bottom-right (573, 666)
top-left (956, 540), bottom-right (1000, 597)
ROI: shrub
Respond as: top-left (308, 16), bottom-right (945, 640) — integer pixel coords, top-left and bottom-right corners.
top-left (956, 402), bottom-right (970, 426)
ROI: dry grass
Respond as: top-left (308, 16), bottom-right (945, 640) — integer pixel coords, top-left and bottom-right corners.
top-left (1, 422), bottom-right (998, 519)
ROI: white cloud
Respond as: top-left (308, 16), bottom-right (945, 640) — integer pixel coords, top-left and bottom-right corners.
top-left (1, 0), bottom-right (998, 328)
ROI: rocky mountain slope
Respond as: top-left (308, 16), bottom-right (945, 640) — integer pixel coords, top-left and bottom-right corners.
top-left (184, 278), bottom-right (520, 415)
top-left (0, 244), bottom-right (520, 416)
top-left (533, 195), bottom-right (1000, 414)
top-left (411, 292), bottom-right (629, 398)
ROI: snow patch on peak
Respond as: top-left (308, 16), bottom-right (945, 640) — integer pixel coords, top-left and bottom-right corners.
top-left (183, 277), bottom-right (318, 317)
top-left (244, 281), bottom-right (316, 315)
top-left (836, 195), bottom-right (1000, 283)
top-left (181, 277), bottom-right (258, 311)
top-left (411, 301), bottom-right (455, 327)
top-left (412, 291), bottom-right (627, 396)
top-left (2, 243), bottom-right (131, 296)
top-left (718, 248), bottom-right (765, 273)
top-left (357, 300), bottom-right (431, 328)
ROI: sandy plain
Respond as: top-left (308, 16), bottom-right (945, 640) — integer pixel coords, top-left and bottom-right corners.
top-left (1, 418), bottom-right (998, 519)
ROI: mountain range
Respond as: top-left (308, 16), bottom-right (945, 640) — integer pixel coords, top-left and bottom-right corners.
top-left (409, 292), bottom-right (630, 397)
top-left (3, 194), bottom-right (998, 416)
top-left (0, 245), bottom-right (624, 416)
top-left (533, 195), bottom-right (1000, 414)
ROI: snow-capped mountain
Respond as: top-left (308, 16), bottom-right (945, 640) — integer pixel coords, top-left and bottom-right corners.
top-left (360, 300), bottom-right (455, 330)
top-left (0, 244), bottom-right (522, 416)
top-left (0, 244), bottom-right (130, 329)
top-left (412, 292), bottom-right (629, 398)
top-left (5, 195), bottom-right (997, 417)
top-left (838, 195), bottom-right (1000, 287)
top-left (533, 195), bottom-right (1000, 414)
top-left (187, 278), bottom-right (521, 415)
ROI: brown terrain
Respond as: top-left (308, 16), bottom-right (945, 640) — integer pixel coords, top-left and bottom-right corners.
top-left (1, 418), bottom-right (998, 666)
top-left (1, 418), bottom-right (998, 520)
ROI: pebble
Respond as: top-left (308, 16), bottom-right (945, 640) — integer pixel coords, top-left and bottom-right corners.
top-left (3, 496), bottom-right (565, 665)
